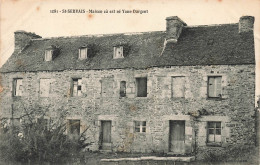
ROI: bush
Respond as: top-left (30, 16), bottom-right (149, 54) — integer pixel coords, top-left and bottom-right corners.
top-left (0, 116), bottom-right (90, 164)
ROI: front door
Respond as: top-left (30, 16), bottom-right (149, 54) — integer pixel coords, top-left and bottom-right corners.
top-left (169, 120), bottom-right (185, 154)
top-left (101, 121), bottom-right (112, 150)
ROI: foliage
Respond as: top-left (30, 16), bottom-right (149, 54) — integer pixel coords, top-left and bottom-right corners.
top-left (0, 115), bottom-right (91, 164)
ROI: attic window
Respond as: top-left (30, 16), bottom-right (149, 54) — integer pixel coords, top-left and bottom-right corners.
top-left (79, 47), bottom-right (88, 60)
top-left (113, 46), bottom-right (124, 59)
top-left (45, 50), bottom-right (53, 61)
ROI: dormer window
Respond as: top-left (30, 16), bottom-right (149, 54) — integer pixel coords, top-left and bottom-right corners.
top-left (45, 50), bottom-right (53, 61)
top-left (113, 46), bottom-right (124, 59)
top-left (44, 45), bottom-right (58, 61)
top-left (79, 47), bottom-right (88, 60)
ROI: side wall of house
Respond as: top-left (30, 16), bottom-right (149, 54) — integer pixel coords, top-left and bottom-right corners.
top-left (0, 64), bottom-right (255, 158)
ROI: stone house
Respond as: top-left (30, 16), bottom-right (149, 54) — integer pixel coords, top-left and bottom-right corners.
top-left (0, 16), bottom-right (256, 159)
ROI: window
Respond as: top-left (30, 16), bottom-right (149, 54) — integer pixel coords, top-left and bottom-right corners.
top-left (208, 76), bottom-right (222, 98)
top-left (67, 120), bottom-right (80, 135)
top-left (13, 78), bottom-right (23, 96)
top-left (135, 121), bottom-right (146, 133)
top-left (136, 77), bottom-right (147, 97)
top-left (113, 46), bottom-right (124, 59)
top-left (207, 122), bottom-right (221, 143)
top-left (79, 47), bottom-right (88, 60)
top-left (71, 79), bottom-right (82, 97)
top-left (45, 50), bottom-right (53, 61)
top-left (120, 81), bottom-right (126, 97)
top-left (171, 76), bottom-right (185, 98)
top-left (40, 78), bottom-right (51, 97)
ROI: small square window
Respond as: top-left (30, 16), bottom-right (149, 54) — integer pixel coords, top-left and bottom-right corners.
top-left (13, 78), bottom-right (23, 96)
top-left (71, 79), bottom-right (82, 97)
top-left (207, 121), bottom-right (222, 143)
top-left (135, 121), bottom-right (146, 133)
top-left (113, 46), bottom-right (124, 59)
top-left (45, 50), bottom-right (53, 61)
top-left (79, 47), bottom-right (88, 60)
top-left (136, 77), bottom-right (147, 97)
top-left (67, 119), bottom-right (80, 135)
top-left (208, 76), bottom-right (222, 98)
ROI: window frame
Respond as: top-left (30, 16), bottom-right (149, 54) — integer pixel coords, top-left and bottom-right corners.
top-left (207, 76), bottom-right (222, 98)
top-left (78, 47), bottom-right (88, 60)
top-left (13, 78), bottom-right (23, 97)
top-left (45, 49), bottom-right (53, 61)
top-left (134, 121), bottom-right (146, 133)
top-left (136, 77), bottom-right (147, 97)
top-left (207, 121), bottom-right (222, 146)
top-left (113, 46), bottom-right (124, 59)
top-left (71, 78), bottom-right (82, 97)
top-left (119, 81), bottom-right (126, 97)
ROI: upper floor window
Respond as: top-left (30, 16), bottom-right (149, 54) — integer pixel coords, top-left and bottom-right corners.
top-left (208, 76), bottom-right (222, 98)
top-left (120, 81), bottom-right (126, 97)
top-left (40, 78), bottom-right (51, 97)
top-left (71, 78), bottom-right (82, 97)
top-left (113, 46), bottom-right (124, 59)
top-left (171, 76), bottom-right (185, 98)
top-left (13, 78), bottom-right (23, 96)
top-left (135, 121), bottom-right (146, 133)
top-left (136, 77), bottom-right (147, 97)
top-left (207, 121), bottom-right (221, 144)
top-left (45, 50), bottom-right (53, 61)
top-left (79, 47), bottom-right (88, 60)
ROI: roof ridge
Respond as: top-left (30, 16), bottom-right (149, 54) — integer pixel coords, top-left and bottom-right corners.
top-left (185, 23), bottom-right (237, 28)
top-left (32, 31), bottom-right (165, 41)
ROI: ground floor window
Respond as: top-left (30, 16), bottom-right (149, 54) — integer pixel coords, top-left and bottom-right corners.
top-left (135, 121), bottom-right (146, 133)
top-left (67, 119), bottom-right (80, 135)
top-left (207, 121), bottom-right (221, 143)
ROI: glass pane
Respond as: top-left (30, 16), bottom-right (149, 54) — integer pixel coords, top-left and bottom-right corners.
top-left (215, 135), bottom-right (221, 142)
top-left (208, 134), bottom-right (214, 142)
top-left (216, 129), bottom-right (221, 135)
top-left (209, 129), bottom-right (214, 134)
top-left (135, 127), bottom-right (140, 132)
top-left (208, 122), bottom-right (215, 128)
top-left (216, 122), bottom-right (221, 128)
top-left (142, 127), bottom-right (146, 132)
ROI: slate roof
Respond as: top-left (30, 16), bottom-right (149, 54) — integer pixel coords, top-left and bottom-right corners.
top-left (0, 23), bottom-right (255, 73)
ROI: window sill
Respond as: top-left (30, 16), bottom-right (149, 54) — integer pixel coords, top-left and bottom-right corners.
top-left (206, 97), bottom-right (225, 101)
top-left (206, 142), bottom-right (222, 147)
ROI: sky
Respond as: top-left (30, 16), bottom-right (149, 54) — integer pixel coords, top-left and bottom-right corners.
top-left (0, 0), bottom-right (259, 96)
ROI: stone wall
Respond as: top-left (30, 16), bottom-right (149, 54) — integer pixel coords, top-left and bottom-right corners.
top-left (0, 64), bottom-right (255, 159)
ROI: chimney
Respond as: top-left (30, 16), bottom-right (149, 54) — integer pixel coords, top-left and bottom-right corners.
top-left (166, 16), bottom-right (187, 43)
top-left (239, 16), bottom-right (255, 33)
top-left (14, 30), bottom-right (42, 52)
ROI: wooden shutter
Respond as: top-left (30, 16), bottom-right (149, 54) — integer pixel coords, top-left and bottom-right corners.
top-left (208, 77), bottom-right (215, 97)
top-left (172, 77), bottom-right (185, 98)
top-left (215, 77), bottom-right (222, 97)
top-left (15, 79), bottom-right (23, 96)
top-left (40, 79), bottom-right (51, 97)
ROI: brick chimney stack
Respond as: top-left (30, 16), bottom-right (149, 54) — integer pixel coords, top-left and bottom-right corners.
top-left (166, 16), bottom-right (187, 43)
top-left (14, 30), bottom-right (42, 52)
top-left (239, 16), bottom-right (255, 33)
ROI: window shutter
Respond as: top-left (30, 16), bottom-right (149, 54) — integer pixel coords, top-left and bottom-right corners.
top-left (216, 77), bottom-right (222, 97)
top-left (172, 77), bottom-right (185, 98)
top-left (208, 77), bottom-right (215, 97)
